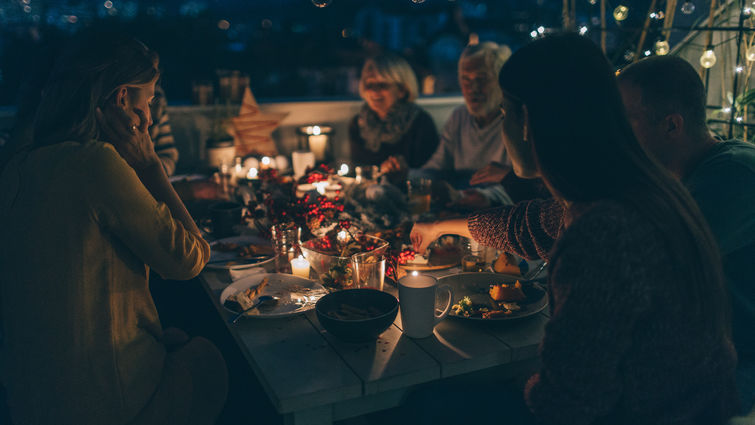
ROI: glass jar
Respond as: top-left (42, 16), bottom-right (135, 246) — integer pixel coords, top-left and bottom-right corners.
top-left (462, 239), bottom-right (486, 273)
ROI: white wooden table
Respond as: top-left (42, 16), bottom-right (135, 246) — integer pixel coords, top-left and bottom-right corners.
top-left (199, 268), bottom-right (548, 425)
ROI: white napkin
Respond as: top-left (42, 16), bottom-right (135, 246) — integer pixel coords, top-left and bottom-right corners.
top-left (229, 266), bottom-right (266, 282)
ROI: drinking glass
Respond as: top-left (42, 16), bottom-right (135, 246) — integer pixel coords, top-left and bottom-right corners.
top-left (351, 252), bottom-right (386, 291)
top-left (270, 224), bottom-right (301, 273)
top-left (407, 178), bottom-right (432, 215)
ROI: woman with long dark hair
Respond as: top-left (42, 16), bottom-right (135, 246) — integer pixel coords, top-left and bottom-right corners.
top-left (412, 33), bottom-right (738, 424)
top-left (0, 33), bottom-right (226, 424)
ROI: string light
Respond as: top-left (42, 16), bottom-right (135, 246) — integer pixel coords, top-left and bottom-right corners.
top-left (736, 65), bottom-right (745, 73)
top-left (700, 48), bottom-right (717, 68)
top-left (680, 1), bottom-right (696, 14)
top-left (655, 40), bottom-right (670, 55)
top-left (530, 30), bottom-right (538, 38)
top-left (537, 26), bottom-right (545, 34)
top-left (613, 5), bottom-right (629, 21)
top-left (644, 50), bottom-right (652, 56)
top-left (723, 107), bottom-right (732, 113)
top-left (744, 7), bottom-right (753, 17)
top-left (579, 25), bottom-right (588, 35)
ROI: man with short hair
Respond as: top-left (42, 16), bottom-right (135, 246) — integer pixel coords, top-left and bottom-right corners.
top-left (618, 58), bottom-right (755, 405)
top-left (419, 41), bottom-right (515, 206)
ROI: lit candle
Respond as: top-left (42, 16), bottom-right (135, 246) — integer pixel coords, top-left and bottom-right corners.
top-left (308, 125), bottom-right (328, 162)
top-left (291, 255), bottom-right (310, 279)
top-left (260, 156), bottom-right (272, 169)
top-left (247, 167), bottom-right (258, 179)
top-left (337, 163), bottom-right (349, 176)
top-left (337, 230), bottom-right (349, 243)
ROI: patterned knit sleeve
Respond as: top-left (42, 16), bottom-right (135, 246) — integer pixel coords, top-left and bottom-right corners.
top-left (467, 198), bottom-right (565, 260)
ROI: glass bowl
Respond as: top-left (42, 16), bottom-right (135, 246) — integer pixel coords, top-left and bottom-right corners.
top-left (300, 234), bottom-right (389, 290)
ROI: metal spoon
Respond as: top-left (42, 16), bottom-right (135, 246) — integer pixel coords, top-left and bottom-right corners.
top-left (228, 295), bottom-right (279, 324)
top-left (522, 261), bottom-right (548, 282)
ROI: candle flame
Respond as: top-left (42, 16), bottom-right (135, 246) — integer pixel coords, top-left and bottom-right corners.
top-left (247, 168), bottom-right (258, 178)
top-left (337, 163), bottom-right (349, 176)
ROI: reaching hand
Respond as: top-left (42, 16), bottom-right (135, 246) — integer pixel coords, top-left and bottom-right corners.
top-left (410, 221), bottom-right (442, 254)
top-left (469, 162), bottom-right (511, 186)
top-left (96, 104), bottom-right (159, 171)
top-left (380, 155), bottom-right (407, 175)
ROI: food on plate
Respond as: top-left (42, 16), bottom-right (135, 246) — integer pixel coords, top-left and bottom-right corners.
top-left (214, 241), bottom-right (274, 258)
top-left (489, 280), bottom-right (526, 302)
top-left (451, 290), bottom-right (525, 319)
top-left (223, 278), bottom-right (269, 311)
top-left (493, 252), bottom-right (522, 275)
top-left (482, 309), bottom-right (512, 319)
top-left (451, 296), bottom-right (484, 317)
top-left (325, 303), bottom-right (384, 320)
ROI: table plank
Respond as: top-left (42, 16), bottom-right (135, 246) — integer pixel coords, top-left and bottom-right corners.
top-left (199, 272), bottom-right (363, 414)
top-left (306, 311), bottom-right (440, 396)
top-left (483, 312), bottom-right (549, 360)
top-left (407, 318), bottom-right (513, 378)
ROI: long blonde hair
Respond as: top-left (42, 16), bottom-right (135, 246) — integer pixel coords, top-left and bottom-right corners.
top-left (358, 53), bottom-right (419, 103)
top-left (33, 32), bottom-right (159, 147)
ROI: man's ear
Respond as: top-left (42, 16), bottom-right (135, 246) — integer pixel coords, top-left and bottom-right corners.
top-left (666, 113), bottom-right (684, 137)
top-left (112, 86), bottom-right (128, 109)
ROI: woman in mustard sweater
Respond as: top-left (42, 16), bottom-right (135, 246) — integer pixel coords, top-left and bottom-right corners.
top-left (0, 33), bottom-right (226, 424)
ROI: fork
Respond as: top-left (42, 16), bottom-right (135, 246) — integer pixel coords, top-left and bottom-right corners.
top-left (228, 295), bottom-right (279, 324)
top-left (522, 261), bottom-right (548, 282)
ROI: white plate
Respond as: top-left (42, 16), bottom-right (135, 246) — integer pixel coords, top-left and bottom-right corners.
top-left (220, 273), bottom-right (328, 319)
top-left (206, 235), bottom-right (276, 270)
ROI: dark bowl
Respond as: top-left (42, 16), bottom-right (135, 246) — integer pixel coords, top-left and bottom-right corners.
top-left (315, 289), bottom-right (398, 342)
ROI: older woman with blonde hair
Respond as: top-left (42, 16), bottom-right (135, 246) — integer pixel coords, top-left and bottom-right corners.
top-left (349, 53), bottom-right (439, 173)
top-left (0, 32), bottom-right (226, 425)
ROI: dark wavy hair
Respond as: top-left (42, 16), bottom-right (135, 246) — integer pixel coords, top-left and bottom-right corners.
top-left (498, 33), bottom-right (728, 335)
top-left (33, 32), bottom-right (159, 147)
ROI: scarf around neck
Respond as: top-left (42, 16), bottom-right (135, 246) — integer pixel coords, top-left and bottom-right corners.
top-left (357, 101), bottom-right (421, 153)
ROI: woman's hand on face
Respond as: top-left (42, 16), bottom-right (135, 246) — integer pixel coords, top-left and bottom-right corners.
top-left (96, 104), bottom-right (160, 171)
top-left (410, 221), bottom-right (441, 254)
top-left (469, 162), bottom-right (511, 186)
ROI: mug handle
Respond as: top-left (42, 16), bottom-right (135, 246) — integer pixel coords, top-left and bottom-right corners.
top-left (434, 284), bottom-right (454, 325)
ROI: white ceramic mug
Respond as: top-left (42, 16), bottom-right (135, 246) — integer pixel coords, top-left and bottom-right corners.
top-left (398, 273), bottom-right (453, 338)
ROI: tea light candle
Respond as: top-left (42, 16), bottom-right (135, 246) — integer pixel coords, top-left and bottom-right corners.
top-left (291, 255), bottom-right (310, 279)
top-left (308, 126), bottom-right (328, 162)
top-left (313, 181), bottom-right (328, 195)
top-left (247, 167), bottom-right (258, 179)
top-left (337, 163), bottom-right (349, 176)
top-left (260, 156), bottom-right (272, 169)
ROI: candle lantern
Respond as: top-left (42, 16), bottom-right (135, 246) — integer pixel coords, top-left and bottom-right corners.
top-left (296, 125), bottom-right (334, 163)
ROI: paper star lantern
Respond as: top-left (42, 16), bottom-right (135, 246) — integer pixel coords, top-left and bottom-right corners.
top-left (231, 87), bottom-right (289, 157)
